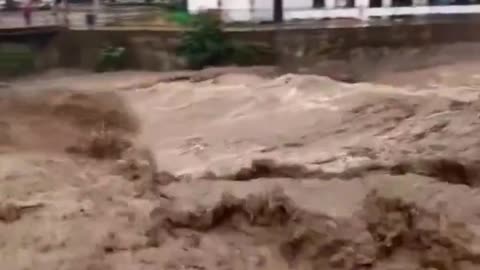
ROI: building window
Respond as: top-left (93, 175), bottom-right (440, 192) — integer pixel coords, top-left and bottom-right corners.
top-left (313, 0), bottom-right (325, 7)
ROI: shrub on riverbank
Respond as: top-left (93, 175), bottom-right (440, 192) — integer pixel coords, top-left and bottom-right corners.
top-left (177, 13), bottom-right (258, 69)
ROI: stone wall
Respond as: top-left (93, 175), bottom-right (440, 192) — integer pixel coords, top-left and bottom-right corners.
top-left (266, 21), bottom-right (480, 80)
top-left (7, 19), bottom-right (480, 75)
top-left (49, 30), bottom-right (186, 70)
top-left (0, 27), bottom-right (60, 77)
top-left (272, 21), bottom-right (480, 65)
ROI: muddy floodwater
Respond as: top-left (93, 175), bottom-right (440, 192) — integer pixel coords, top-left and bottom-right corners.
top-left (3, 44), bottom-right (480, 270)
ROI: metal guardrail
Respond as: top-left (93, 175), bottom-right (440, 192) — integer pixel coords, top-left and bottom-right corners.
top-left (0, 5), bottom-right (164, 29)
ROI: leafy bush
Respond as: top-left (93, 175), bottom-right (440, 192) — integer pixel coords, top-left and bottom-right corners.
top-left (177, 13), bottom-right (257, 69)
top-left (96, 46), bottom-right (126, 72)
top-left (229, 42), bottom-right (260, 66)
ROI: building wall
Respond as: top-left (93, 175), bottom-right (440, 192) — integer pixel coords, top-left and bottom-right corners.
top-left (217, 0), bottom-right (361, 22)
top-left (252, 0), bottom-right (274, 21)
top-left (188, 0), bottom-right (219, 13)
top-left (188, 0), bottom-right (323, 15)
top-left (283, 0), bottom-right (314, 10)
top-left (190, 0), bottom-right (480, 22)
top-left (213, 0), bottom-right (362, 22)
top-left (221, 0), bottom-right (252, 21)
top-left (219, 0), bottom-right (316, 22)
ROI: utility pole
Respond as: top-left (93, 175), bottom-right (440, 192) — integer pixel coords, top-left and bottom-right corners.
top-left (273, 0), bottom-right (283, 23)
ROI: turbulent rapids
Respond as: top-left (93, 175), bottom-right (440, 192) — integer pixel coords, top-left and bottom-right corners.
top-left (4, 44), bottom-right (480, 270)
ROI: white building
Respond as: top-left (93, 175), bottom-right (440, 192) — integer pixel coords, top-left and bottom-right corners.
top-left (187, 0), bottom-right (480, 22)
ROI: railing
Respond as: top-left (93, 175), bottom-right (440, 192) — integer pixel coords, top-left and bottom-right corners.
top-left (62, 5), bottom-right (165, 29)
top-left (0, 5), bottom-right (165, 29)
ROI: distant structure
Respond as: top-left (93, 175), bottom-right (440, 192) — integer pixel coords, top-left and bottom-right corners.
top-left (187, 0), bottom-right (480, 22)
